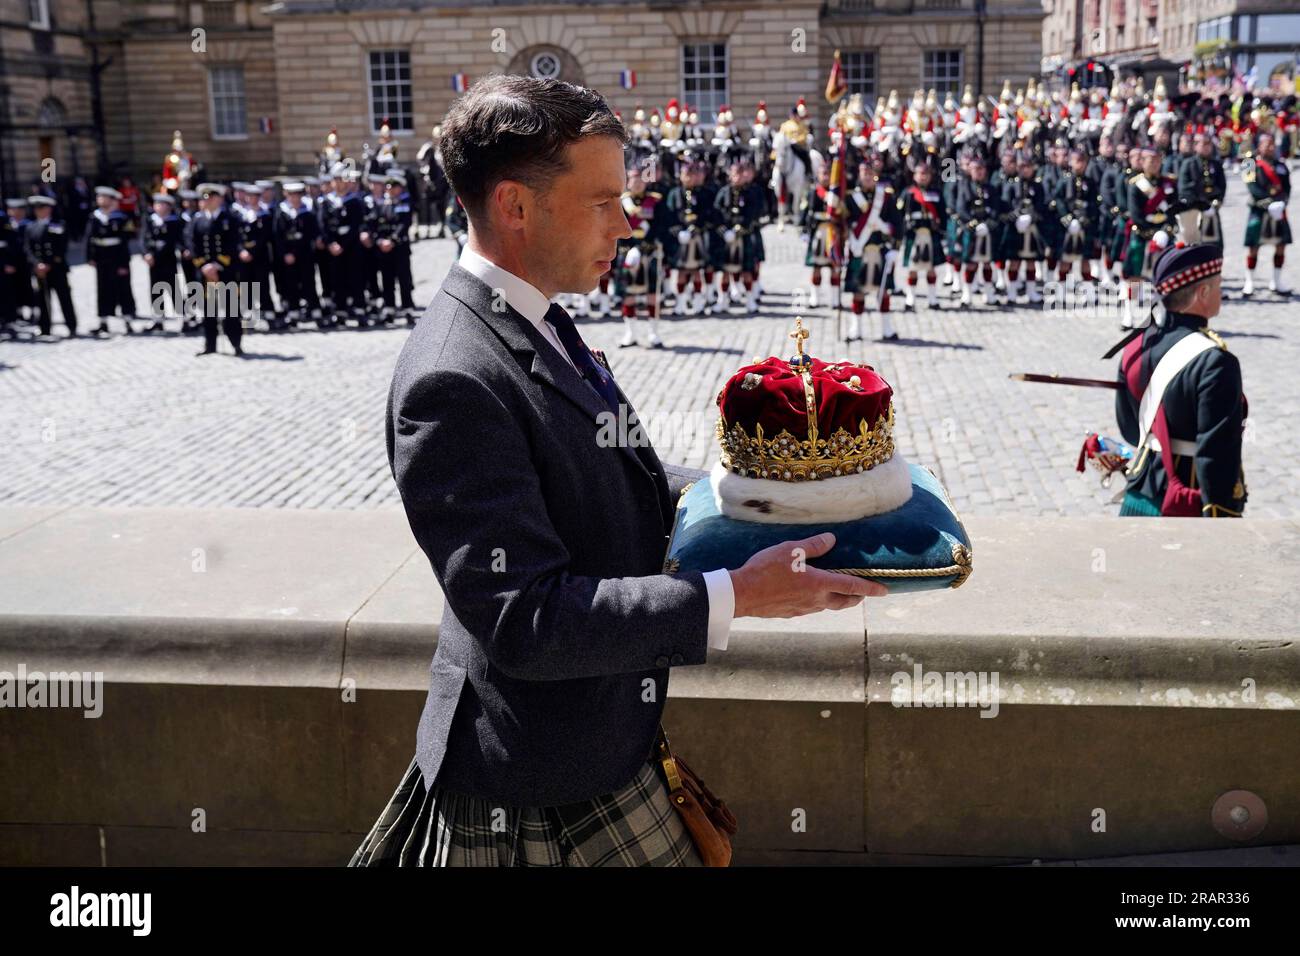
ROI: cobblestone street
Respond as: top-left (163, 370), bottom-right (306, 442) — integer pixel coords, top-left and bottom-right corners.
top-left (2, 177), bottom-right (1297, 517)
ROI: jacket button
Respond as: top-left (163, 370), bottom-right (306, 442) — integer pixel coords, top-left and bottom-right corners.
top-left (670, 653), bottom-right (684, 666)
top-left (655, 655), bottom-right (669, 668)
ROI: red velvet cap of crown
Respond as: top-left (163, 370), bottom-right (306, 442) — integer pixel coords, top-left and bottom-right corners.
top-left (717, 356), bottom-right (893, 442)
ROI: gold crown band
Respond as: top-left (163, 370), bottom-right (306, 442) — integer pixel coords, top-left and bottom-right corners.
top-left (716, 405), bottom-right (895, 482)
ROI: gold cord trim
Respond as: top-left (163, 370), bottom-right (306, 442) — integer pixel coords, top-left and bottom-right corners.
top-left (826, 542), bottom-right (973, 589)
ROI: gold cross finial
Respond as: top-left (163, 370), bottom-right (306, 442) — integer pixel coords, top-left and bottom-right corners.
top-left (789, 317), bottom-right (809, 359)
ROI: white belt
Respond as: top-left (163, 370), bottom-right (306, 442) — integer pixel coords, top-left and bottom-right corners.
top-left (93, 237), bottom-right (123, 246)
top-left (1149, 435), bottom-right (1197, 456)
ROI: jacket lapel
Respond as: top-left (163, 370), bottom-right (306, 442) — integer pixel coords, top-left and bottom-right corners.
top-left (440, 263), bottom-right (651, 479)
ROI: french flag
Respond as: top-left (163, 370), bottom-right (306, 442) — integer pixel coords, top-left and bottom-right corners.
top-left (451, 73), bottom-right (469, 93)
top-left (619, 69), bottom-right (635, 90)
top-left (258, 116), bottom-right (274, 134)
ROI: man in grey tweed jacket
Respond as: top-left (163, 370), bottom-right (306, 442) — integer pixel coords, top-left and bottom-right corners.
top-left (382, 75), bottom-right (883, 859)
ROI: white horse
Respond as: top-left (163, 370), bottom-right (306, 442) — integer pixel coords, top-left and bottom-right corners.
top-left (771, 132), bottom-right (822, 231)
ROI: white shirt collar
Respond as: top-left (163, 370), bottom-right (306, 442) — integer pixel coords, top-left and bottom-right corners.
top-left (458, 245), bottom-right (552, 327)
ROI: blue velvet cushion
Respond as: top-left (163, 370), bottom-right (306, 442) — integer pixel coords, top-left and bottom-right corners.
top-left (663, 463), bottom-right (974, 593)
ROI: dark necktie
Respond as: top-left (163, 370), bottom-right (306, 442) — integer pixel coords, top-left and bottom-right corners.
top-left (543, 302), bottom-right (621, 415)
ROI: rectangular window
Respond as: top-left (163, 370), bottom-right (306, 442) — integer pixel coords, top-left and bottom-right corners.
top-left (681, 42), bottom-right (728, 123)
top-left (368, 49), bottom-right (413, 133)
top-left (842, 50), bottom-right (877, 100)
top-left (203, 1), bottom-right (235, 28)
top-left (921, 49), bottom-right (963, 97)
top-left (209, 65), bottom-right (247, 139)
top-left (28, 0), bottom-right (50, 29)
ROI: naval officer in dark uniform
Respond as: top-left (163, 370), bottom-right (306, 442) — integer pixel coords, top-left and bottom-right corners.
top-left (22, 195), bottom-right (78, 337)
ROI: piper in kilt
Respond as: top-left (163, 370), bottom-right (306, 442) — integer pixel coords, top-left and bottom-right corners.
top-left (1241, 132), bottom-right (1292, 297)
top-left (843, 160), bottom-right (901, 341)
top-left (1001, 150), bottom-right (1050, 304)
top-left (1099, 141), bottom-right (1132, 288)
top-left (1054, 148), bottom-right (1100, 283)
top-left (955, 152), bottom-right (1003, 306)
top-left (663, 155), bottom-right (718, 315)
top-left (898, 157), bottom-right (946, 309)
top-left (614, 160), bottom-right (671, 348)
top-left (799, 159), bottom-right (842, 309)
top-left (1122, 146), bottom-right (1179, 328)
top-left (1176, 131), bottom-right (1226, 249)
top-left (712, 157), bottom-right (764, 314)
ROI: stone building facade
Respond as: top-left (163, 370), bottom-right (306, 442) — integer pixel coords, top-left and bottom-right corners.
top-left (1, 0), bottom-right (1044, 190)
top-left (1042, 1), bottom-right (1300, 86)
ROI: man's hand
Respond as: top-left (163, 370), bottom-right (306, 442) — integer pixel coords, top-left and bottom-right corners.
top-left (729, 532), bottom-right (887, 618)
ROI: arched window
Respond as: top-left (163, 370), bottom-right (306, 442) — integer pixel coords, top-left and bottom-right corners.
top-left (37, 97), bottom-right (66, 127)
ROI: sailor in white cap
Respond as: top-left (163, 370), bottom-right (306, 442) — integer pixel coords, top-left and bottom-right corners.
top-left (86, 185), bottom-right (138, 336)
top-left (271, 181), bottom-right (324, 327)
top-left (141, 192), bottom-right (183, 332)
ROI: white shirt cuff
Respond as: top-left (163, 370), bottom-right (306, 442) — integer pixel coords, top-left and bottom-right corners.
top-left (702, 568), bottom-right (735, 652)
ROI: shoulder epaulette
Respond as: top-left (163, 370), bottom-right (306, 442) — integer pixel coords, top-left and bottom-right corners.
top-left (1200, 327), bottom-right (1229, 351)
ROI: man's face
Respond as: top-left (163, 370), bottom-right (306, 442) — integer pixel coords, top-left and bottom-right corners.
top-left (519, 135), bottom-right (632, 296)
top-left (914, 165), bottom-right (932, 187)
top-left (96, 196), bottom-right (112, 211)
top-left (1001, 152), bottom-right (1016, 172)
top-left (1100, 139), bottom-right (1114, 158)
top-left (858, 166), bottom-right (877, 191)
top-left (1258, 135), bottom-right (1276, 160)
top-left (1116, 146), bottom-right (1129, 166)
top-left (1071, 155), bottom-right (1087, 175)
top-left (287, 191), bottom-right (303, 208)
top-left (1142, 151), bottom-right (1162, 176)
top-left (153, 201), bottom-right (171, 217)
top-left (34, 205), bottom-right (51, 219)
top-left (1195, 135), bottom-right (1213, 157)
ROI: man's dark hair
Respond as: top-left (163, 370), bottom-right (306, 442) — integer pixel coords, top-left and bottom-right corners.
top-left (439, 74), bottom-right (628, 226)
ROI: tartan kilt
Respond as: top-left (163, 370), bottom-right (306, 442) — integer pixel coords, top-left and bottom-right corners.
top-left (903, 228), bottom-right (939, 269)
top-left (1122, 230), bottom-right (1170, 279)
top-left (1244, 209), bottom-right (1293, 248)
top-left (347, 754), bottom-right (704, 867)
top-left (1119, 489), bottom-right (1164, 517)
top-left (613, 245), bottom-right (663, 296)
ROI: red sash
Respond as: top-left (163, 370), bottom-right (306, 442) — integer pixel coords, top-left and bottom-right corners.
top-left (1257, 159), bottom-right (1282, 193)
top-left (909, 186), bottom-right (939, 221)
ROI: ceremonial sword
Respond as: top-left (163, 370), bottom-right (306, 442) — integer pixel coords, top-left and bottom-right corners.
top-left (1008, 372), bottom-right (1120, 390)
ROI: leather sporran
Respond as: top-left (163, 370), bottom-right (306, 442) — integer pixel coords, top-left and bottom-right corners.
top-left (655, 724), bottom-right (738, 867)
